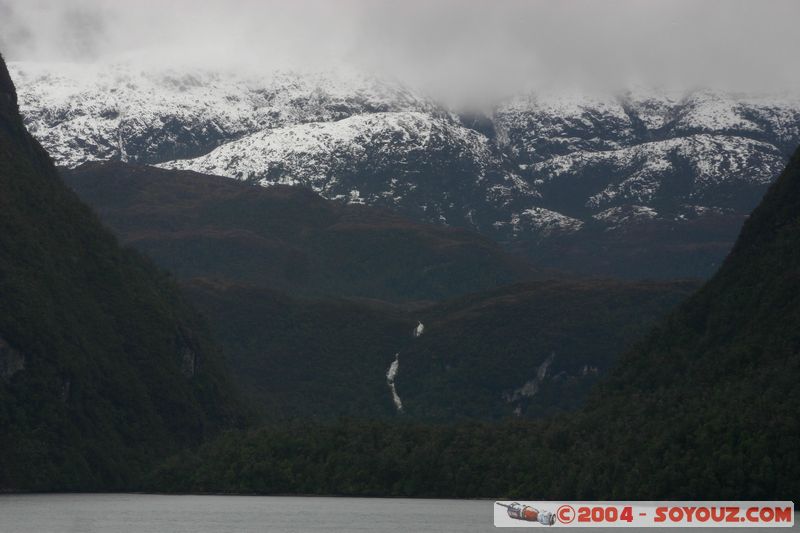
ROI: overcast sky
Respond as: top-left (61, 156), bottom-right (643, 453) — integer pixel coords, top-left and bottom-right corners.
top-left (1, 0), bottom-right (798, 103)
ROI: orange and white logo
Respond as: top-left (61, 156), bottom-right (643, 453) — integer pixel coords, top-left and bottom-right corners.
top-left (494, 501), bottom-right (795, 527)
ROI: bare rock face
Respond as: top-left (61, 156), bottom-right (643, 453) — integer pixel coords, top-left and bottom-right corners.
top-left (177, 330), bottom-right (198, 379)
top-left (181, 347), bottom-right (197, 379)
top-left (59, 377), bottom-right (71, 403)
top-left (0, 336), bottom-right (25, 382)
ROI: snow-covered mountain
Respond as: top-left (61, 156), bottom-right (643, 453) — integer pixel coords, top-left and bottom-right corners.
top-left (158, 110), bottom-right (535, 227)
top-left (495, 88), bottom-right (796, 214)
top-left (528, 134), bottom-right (781, 212)
top-left (10, 61), bottom-right (800, 278)
top-left (9, 61), bottom-right (435, 167)
top-left (162, 111), bottom-right (491, 201)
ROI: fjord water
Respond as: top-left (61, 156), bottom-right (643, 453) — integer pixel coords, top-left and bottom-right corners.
top-left (0, 495), bottom-right (797, 533)
top-left (0, 494), bottom-right (494, 533)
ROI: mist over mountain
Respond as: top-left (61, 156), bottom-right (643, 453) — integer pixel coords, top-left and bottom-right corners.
top-left (1, 0), bottom-right (799, 105)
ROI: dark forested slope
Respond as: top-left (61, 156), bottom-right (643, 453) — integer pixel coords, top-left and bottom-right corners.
top-left (182, 278), bottom-right (692, 421)
top-left (397, 279), bottom-right (696, 420)
top-left (182, 279), bottom-right (418, 420)
top-left (63, 161), bottom-right (693, 421)
top-left (63, 162), bottom-right (536, 302)
top-left (153, 146), bottom-right (800, 501)
top-left (573, 143), bottom-right (800, 499)
top-left (0, 54), bottom-right (240, 491)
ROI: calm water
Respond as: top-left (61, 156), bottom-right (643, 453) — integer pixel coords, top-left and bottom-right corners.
top-left (0, 494), bottom-right (796, 532)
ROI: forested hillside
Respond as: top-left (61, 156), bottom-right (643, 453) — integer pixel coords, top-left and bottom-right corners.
top-left (576, 142), bottom-right (800, 499)
top-left (0, 54), bottom-right (240, 491)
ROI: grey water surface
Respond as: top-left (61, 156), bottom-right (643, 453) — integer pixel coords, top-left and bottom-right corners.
top-left (0, 494), bottom-right (796, 532)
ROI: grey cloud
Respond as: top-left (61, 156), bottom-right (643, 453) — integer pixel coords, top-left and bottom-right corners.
top-left (0, 0), bottom-right (798, 104)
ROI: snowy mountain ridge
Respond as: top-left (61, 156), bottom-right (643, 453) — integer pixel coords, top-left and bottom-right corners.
top-left (159, 111), bottom-right (493, 203)
top-left (10, 61), bottom-right (436, 168)
top-left (10, 61), bottom-right (800, 278)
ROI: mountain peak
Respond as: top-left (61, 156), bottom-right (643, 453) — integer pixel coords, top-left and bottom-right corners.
top-left (0, 54), bottom-right (18, 111)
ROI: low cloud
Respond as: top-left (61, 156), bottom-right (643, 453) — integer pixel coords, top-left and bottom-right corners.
top-left (1, 0), bottom-right (798, 105)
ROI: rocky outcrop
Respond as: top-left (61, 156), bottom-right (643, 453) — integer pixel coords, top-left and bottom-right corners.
top-left (181, 346), bottom-right (197, 379)
top-left (0, 336), bottom-right (25, 382)
top-left (177, 329), bottom-right (198, 379)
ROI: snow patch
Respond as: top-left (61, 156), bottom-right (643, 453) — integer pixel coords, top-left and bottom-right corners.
top-left (386, 353), bottom-right (403, 412)
top-left (593, 205), bottom-right (659, 228)
top-left (503, 207), bottom-right (584, 237)
top-left (504, 352), bottom-right (555, 403)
